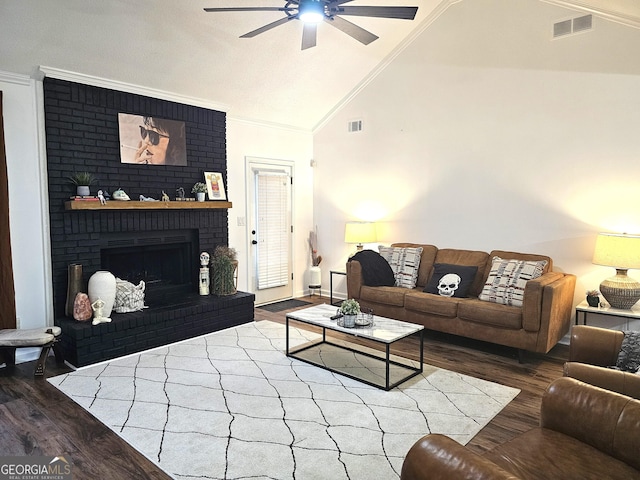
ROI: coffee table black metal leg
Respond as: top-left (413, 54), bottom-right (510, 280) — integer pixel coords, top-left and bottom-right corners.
top-left (286, 317), bottom-right (290, 355)
top-left (386, 344), bottom-right (391, 390)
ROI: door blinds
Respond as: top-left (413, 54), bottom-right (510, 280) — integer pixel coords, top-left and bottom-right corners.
top-left (256, 171), bottom-right (290, 290)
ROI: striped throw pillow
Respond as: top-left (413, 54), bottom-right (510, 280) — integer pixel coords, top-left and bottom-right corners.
top-left (379, 246), bottom-right (423, 289)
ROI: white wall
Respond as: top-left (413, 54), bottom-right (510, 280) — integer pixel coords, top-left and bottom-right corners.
top-left (226, 118), bottom-right (314, 298)
top-left (1, 72), bottom-right (52, 360)
top-left (313, 0), bottom-right (640, 329)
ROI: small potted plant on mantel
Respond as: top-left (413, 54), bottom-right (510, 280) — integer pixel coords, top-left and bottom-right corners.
top-left (192, 182), bottom-right (207, 202)
top-left (339, 298), bottom-right (360, 328)
top-left (68, 171), bottom-right (97, 197)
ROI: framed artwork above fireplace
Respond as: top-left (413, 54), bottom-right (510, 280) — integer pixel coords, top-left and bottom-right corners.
top-left (118, 113), bottom-right (187, 166)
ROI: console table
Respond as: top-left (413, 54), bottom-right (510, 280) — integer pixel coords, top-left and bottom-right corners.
top-left (575, 300), bottom-right (640, 329)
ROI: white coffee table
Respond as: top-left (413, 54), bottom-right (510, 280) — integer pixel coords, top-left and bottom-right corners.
top-left (285, 303), bottom-right (424, 390)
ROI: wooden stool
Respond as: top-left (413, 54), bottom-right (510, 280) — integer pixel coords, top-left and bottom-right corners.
top-left (0, 327), bottom-right (63, 376)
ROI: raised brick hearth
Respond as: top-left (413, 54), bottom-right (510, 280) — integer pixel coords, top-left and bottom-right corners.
top-left (44, 78), bottom-right (255, 367)
top-left (57, 292), bottom-right (254, 368)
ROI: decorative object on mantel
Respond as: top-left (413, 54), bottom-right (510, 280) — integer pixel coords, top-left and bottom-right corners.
top-left (192, 182), bottom-right (207, 202)
top-left (211, 246), bottom-right (238, 296)
top-left (586, 289), bottom-right (600, 307)
top-left (67, 171), bottom-right (96, 197)
top-left (161, 191), bottom-right (170, 202)
top-left (91, 298), bottom-right (112, 326)
top-left (339, 298), bottom-right (360, 328)
top-left (139, 194), bottom-right (158, 202)
top-left (176, 187), bottom-right (185, 201)
top-left (199, 251), bottom-right (210, 295)
top-left (205, 171), bottom-right (227, 201)
top-left (88, 270), bottom-right (117, 319)
top-left (112, 188), bottom-right (130, 201)
top-left (97, 190), bottom-right (106, 205)
top-left (73, 292), bottom-right (92, 321)
top-left (592, 232), bottom-right (640, 309)
top-left (65, 263), bottom-right (83, 318)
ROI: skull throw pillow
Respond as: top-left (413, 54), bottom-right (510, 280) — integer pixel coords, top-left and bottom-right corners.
top-left (424, 263), bottom-right (478, 298)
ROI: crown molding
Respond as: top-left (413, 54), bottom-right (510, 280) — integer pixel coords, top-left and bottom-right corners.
top-left (37, 66), bottom-right (230, 112)
top-left (0, 70), bottom-right (32, 86)
top-left (227, 115), bottom-right (312, 135)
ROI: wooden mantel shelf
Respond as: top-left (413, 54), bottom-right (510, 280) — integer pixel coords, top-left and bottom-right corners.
top-left (65, 200), bottom-right (232, 211)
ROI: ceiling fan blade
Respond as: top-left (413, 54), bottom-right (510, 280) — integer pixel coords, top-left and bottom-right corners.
top-left (301, 23), bottom-right (317, 50)
top-left (324, 15), bottom-right (378, 45)
top-left (240, 16), bottom-right (295, 38)
top-left (204, 7), bottom-right (295, 13)
top-left (333, 6), bottom-right (418, 20)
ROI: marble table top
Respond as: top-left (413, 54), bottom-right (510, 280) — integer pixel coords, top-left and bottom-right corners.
top-left (286, 303), bottom-right (423, 344)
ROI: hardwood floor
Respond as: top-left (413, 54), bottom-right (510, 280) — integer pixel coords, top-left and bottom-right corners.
top-left (0, 295), bottom-right (569, 478)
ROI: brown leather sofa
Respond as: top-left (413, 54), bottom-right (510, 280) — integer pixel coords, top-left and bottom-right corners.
top-left (400, 377), bottom-right (640, 479)
top-left (347, 243), bottom-right (576, 354)
top-left (564, 324), bottom-right (640, 399)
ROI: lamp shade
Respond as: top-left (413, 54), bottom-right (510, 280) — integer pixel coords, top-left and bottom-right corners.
top-left (345, 222), bottom-right (377, 245)
top-left (592, 233), bottom-right (640, 269)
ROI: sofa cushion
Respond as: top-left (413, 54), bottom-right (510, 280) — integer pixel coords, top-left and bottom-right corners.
top-left (360, 285), bottom-right (407, 307)
top-left (479, 256), bottom-right (547, 307)
top-left (379, 246), bottom-right (423, 289)
top-left (424, 263), bottom-right (478, 298)
top-left (405, 291), bottom-right (460, 318)
top-left (457, 298), bottom-right (523, 329)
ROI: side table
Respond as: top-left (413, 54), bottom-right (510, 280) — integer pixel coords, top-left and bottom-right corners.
top-left (330, 270), bottom-right (347, 306)
top-left (575, 300), bottom-right (640, 329)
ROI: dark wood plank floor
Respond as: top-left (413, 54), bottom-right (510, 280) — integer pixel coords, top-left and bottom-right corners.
top-left (0, 295), bottom-right (568, 478)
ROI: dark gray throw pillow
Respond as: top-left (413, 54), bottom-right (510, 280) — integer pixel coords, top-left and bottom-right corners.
top-left (349, 250), bottom-right (395, 287)
top-left (616, 331), bottom-right (640, 373)
top-left (424, 263), bottom-right (478, 298)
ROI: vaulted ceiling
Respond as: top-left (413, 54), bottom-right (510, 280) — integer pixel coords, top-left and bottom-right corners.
top-left (0, 0), bottom-right (638, 130)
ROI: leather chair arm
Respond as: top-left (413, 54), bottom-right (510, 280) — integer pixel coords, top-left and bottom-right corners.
top-left (563, 362), bottom-right (640, 400)
top-left (569, 325), bottom-right (623, 365)
top-left (541, 377), bottom-right (640, 470)
top-left (400, 434), bottom-right (518, 480)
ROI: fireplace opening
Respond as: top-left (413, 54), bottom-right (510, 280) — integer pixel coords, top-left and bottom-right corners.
top-left (100, 230), bottom-right (198, 303)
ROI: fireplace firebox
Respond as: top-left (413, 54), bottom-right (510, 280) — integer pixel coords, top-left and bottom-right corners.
top-left (100, 230), bottom-right (197, 303)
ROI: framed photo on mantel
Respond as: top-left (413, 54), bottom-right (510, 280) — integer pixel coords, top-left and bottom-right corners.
top-left (204, 172), bottom-right (226, 201)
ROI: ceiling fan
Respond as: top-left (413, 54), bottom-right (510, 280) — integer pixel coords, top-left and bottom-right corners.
top-left (204, 0), bottom-right (418, 50)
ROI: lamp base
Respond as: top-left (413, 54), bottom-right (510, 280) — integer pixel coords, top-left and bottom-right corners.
top-left (599, 269), bottom-right (640, 309)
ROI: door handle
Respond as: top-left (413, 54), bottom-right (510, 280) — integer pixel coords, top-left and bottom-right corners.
top-left (252, 240), bottom-right (257, 245)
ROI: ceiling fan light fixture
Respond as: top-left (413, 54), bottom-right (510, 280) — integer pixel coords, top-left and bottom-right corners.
top-left (298, 0), bottom-right (325, 23)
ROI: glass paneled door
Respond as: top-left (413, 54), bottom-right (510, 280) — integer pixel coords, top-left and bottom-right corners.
top-left (247, 158), bottom-right (293, 305)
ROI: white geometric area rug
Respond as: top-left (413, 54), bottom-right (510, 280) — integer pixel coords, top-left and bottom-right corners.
top-left (48, 320), bottom-right (519, 480)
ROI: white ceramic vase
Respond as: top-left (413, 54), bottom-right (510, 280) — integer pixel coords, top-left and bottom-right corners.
top-left (309, 266), bottom-right (321, 288)
top-left (88, 270), bottom-right (117, 317)
top-left (196, 192), bottom-right (205, 202)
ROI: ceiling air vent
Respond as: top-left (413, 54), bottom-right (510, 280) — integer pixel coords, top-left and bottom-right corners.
top-left (348, 120), bottom-right (362, 133)
top-left (553, 14), bottom-right (592, 38)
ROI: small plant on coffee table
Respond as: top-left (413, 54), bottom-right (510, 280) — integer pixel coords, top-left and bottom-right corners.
top-left (340, 299), bottom-right (360, 316)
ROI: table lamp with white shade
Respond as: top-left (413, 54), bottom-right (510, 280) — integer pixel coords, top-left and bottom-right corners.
top-left (592, 232), bottom-right (640, 309)
top-left (345, 222), bottom-right (377, 252)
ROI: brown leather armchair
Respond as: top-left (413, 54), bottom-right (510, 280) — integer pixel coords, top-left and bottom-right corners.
top-left (564, 325), bottom-right (640, 399)
top-left (400, 377), bottom-right (640, 480)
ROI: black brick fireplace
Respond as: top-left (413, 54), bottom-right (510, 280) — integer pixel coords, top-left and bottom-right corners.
top-left (44, 78), bottom-right (254, 367)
